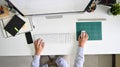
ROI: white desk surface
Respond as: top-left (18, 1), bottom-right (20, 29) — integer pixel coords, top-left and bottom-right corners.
top-left (0, 5), bottom-right (120, 56)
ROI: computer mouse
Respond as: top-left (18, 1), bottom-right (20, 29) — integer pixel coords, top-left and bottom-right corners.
top-left (81, 30), bottom-right (86, 37)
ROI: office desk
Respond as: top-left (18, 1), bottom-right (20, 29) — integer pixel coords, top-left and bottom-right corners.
top-left (0, 5), bottom-right (120, 56)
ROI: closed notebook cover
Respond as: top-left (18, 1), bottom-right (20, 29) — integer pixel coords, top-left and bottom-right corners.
top-left (4, 15), bottom-right (25, 36)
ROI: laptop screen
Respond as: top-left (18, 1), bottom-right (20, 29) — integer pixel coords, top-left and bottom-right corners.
top-left (9, 0), bottom-right (92, 15)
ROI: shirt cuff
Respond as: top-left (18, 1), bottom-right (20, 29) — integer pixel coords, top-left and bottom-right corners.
top-left (32, 55), bottom-right (41, 66)
top-left (78, 47), bottom-right (84, 54)
top-left (34, 55), bottom-right (40, 61)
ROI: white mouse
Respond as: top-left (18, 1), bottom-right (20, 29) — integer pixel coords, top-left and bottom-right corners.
top-left (81, 30), bottom-right (86, 37)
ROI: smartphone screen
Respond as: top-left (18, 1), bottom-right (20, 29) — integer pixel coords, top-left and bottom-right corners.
top-left (25, 32), bottom-right (33, 44)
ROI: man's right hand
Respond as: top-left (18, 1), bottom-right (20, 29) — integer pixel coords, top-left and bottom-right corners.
top-left (78, 32), bottom-right (89, 47)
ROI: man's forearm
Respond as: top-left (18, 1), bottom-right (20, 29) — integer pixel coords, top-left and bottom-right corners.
top-left (74, 47), bottom-right (84, 67)
top-left (32, 55), bottom-right (40, 67)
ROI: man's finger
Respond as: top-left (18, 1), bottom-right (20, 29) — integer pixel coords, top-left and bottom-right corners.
top-left (34, 38), bottom-right (40, 44)
top-left (36, 39), bottom-right (41, 48)
top-left (39, 39), bottom-right (43, 45)
top-left (85, 33), bottom-right (88, 37)
top-left (38, 39), bottom-right (43, 44)
top-left (41, 42), bottom-right (45, 48)
top-left (85, 33), bottom-right (89, 40)
top-left (81, 32), bottom-right (85, 38)
top-left (34, 40), bottom-right (37, 45)
top-left (78, 35), bottom-right (81, 40)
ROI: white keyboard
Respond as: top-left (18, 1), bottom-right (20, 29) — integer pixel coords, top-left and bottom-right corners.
top-left (33, 33), bottom-right (73, 44)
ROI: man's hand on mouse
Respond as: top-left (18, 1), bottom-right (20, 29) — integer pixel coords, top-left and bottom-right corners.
top-left (78, 32), bottom-right (89, 47)
top-left (34, 39), bottom-right (45, 56)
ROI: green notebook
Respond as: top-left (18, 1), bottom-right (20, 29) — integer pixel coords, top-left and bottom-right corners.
top-left (76, 22), bottom-right (102, 40)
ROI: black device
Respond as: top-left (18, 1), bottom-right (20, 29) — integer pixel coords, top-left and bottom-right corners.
top-left (0, 6), bottom-right (4, 14)
top-left (5, 0), bottom-right (24, 16)
top-left (99, 0), bottom-right (116, 6)
top-left (25, 32), bottom-right (33, 44)
top-left (4, 15), bottom-right (25, 36)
